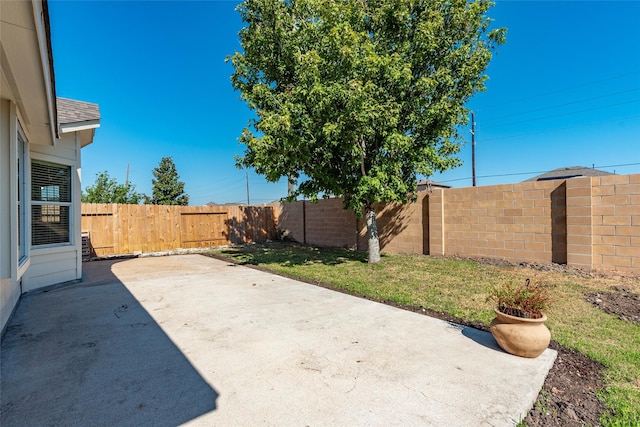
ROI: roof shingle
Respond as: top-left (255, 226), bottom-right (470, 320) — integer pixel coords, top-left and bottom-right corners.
top-left (56, 97), bottom-right (100, 125)
top-left (524, 166), bottom-right (614, 182)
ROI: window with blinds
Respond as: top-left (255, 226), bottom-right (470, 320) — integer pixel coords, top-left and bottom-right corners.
top-left (31, 161), bottom-right (72, 246)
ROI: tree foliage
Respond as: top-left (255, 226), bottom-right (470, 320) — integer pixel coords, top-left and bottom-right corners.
top-left (230, 0), bottom-right (505, 262)
top-left (82, 171), bottom-right (143, 204)
top-left (147, 156), bottom-right (189, 206)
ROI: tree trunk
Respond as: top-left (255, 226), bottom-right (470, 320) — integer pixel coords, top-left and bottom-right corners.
top-left (366, 207), bottom-right (381, 264)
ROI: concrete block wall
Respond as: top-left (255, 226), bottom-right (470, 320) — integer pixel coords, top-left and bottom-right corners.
top-left (438, 180), bottom-right (562, 264)
top-left (590, 174), bottom-right (640, 272)
top-left (356, 193), bottom-right (429, 254)
top-left (280, 198), bottom-right (358, 248)
top-left (276, 173), bottom-right (640, 273)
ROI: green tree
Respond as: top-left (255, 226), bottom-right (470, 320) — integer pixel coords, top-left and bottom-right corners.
top-left (147, 156), bottom-right (189, 205)
top-left (82, 171), bottom-right (143, 204)
top-left (230, 0), bottom-right (505, 263)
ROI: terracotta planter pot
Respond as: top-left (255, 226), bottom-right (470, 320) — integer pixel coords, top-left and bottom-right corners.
top-left (490, 308), bottom-right (550, 358)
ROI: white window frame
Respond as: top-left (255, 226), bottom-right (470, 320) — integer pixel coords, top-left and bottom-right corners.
top-left (10, 107), bottom-right (31, 281)
top-left (31, 158), bottom-right (74, 248)
top-left (17, 125), bottom-right (28, 264)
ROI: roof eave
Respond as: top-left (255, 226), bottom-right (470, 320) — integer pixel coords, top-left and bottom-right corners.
top-left (34, 0), bottom-right (58, 144)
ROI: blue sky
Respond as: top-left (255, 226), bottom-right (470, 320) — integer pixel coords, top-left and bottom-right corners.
top-left (49, 0), bottom-right (640, 206)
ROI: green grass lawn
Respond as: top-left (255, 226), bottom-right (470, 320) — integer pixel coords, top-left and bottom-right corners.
top-left (208, 242), bottom-right (640, 426)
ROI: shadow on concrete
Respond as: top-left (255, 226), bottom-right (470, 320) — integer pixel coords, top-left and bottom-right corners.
top-left (446, 321), bottom-right (503, 353)
top-left (459, 324), bottom-right (504, 353)
top-left (1, 259), bottom-right (218, 427)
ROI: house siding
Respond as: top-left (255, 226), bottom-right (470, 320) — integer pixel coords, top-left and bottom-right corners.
top-left (22, 132), bottom-right (83, 292)
top-left (0, 100), bottom-right (22, 332)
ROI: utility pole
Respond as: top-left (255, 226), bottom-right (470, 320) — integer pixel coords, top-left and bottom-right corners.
top-left (245, 169), bottom-right (251, 205)
top-left (471, 111), bottom-right (476, 187)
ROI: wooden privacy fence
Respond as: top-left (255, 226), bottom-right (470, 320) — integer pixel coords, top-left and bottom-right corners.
top-left (81, 203), bottom-right (278, 258)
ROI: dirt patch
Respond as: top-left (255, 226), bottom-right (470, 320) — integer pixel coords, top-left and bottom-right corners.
top-left (586, 286), bottom-right (640, 323)
top-left (525, 343), bottom-right (606, 426)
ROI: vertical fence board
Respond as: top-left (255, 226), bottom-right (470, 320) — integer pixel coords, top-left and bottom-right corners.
top-left (81, 203), bottom-right (277, 257)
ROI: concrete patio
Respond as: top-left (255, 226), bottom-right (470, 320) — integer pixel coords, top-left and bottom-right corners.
top-left (1, 254), bottom-right (556, 426)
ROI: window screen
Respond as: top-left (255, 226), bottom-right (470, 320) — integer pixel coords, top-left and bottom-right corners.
top-left (31, 161), bottom-right (71, 246)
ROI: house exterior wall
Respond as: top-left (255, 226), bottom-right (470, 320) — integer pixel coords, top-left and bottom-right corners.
top-left (0, 99), bottom-right (22, 331)
top-left (21, 132), bottom-right (83, 292)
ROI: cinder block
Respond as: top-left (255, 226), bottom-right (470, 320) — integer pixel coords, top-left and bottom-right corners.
top-left (599, 175), bottom-right (630, 186)
top-left (629, 174), bottom-right (640, 184)
top-left (478, 232), bottom-right (496, 240)
top-left (568, 234), bottom-right (592, 245)
top-left (591, 185), bottom-right (614, 197)
top-left (593, 205), bottom-right (615, 216)
top-left (566, 176), bottom-right (592, 189)
top-left (505, 240), bottom-right (525, 249)
top-left (514, 199), bottom-right (535, 209)
top-left (495, 248), bottom-right (515, 258)
top-left (600, 195), bottom-right (631, 206)
top-left (496, 200), bottom-right (514, 208)
top-left (602, 255), bottom-right (631, 267)
top-left (504, 208), bottom-right (523, 216)
top-left (519, 216), bottom-right (535, 224)
top-left (514, 249), bottom-right (533, 260)
top-left (567, 196), bottom-right (593, 207)
top-left (488, 239), bottom-right (505, 249)
top-left (523, 207), bottom-right (545, 216)
top-left (616, 246), bottom-right (640, 257)
top-left (478, 216), bottom-right (497, 224)
top-left (567, 253), bottom-right (593, 267)
top-left (527, 189), bottom-right (546, 200)
top-left (593, 225), bottom-right (615, 236)
top-left (614, 184), bottom-right (640, 196)
top-left (567, 225), bottom-right (592, 236)
top-left (534, 216), bottom-right (551, 225)
top-left (616, 205), bottom-right (638, 216)
top-left (524, 224), bottom-right (545, 234)
top-left (495, 232), bottom-right (515, 241)
top-left (504, 191), bottom-right (524, 200)
top-left (602, 216), bottom-right (631, 226)
top-left (497, 216), bottom-right (514, 224)
top-left (525, 241), bottom-right (546, 251)
top-left (567, 186), bottom-right (592, 197)
top-left (567, 244), bottom-right (593, 255)
top-left (616, 226), bottom-right (640, 236)
top-left (601, 235), bottom-right (631, 246)
top-left (505, 224), bottom-right (524, 233)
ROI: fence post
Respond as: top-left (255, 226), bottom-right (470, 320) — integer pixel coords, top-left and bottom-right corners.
top-left (428, 188), bottom-right (445, 256)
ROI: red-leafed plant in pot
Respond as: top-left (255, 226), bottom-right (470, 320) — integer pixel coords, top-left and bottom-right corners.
top-left (488, 279), bottom-right (551, 358)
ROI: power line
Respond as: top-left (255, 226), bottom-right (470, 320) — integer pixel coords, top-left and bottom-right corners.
top-left (481, 114), bottom-right (640, 142)
top-left (482, 99), bottom-right (640, 130)
top-left (479, 70), bottom-right (640, 110)
top-left (481, 87), bottom-right (640, 123)
top-left (438, 162), bottom-right (640, 184)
